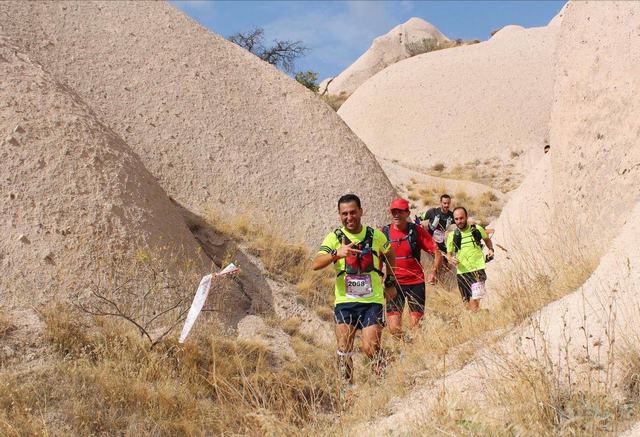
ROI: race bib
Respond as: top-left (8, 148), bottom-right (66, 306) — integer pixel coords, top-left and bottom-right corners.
top-left (471, 281), bottom-right (486, 300)
top-left (345, 274), bottom-right (373, 299)
top-left (433, 229), bottom-right (445, 244)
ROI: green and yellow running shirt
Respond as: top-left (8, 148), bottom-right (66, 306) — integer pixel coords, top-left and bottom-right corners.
top-left (446, 225), bottom-right (488, 274)
top-left (318, 226), bottom-right (391, 305)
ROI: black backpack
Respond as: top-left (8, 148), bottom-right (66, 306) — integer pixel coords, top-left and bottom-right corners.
top-left (382, 222), bottom-right (421, 261)
top-left (452, 224), bottom-right (483, 253)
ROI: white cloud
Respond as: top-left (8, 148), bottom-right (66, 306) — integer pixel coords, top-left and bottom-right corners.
top-left (261, 2), bottom-right (399, 78)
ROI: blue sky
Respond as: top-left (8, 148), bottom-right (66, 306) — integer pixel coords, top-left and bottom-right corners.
top-left (171, 1), bottom-right (566, 80)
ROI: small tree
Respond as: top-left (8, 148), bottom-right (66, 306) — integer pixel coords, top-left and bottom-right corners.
top-left (228, 27), bottom-right (308, 74)
top-left (295, 70), bottom-right (319, 92)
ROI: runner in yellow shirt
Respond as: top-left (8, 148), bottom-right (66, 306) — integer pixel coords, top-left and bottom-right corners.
top-left (312, 194), bottom-right (395, 385)
top-left (446, 207), bottom-right (494, 311)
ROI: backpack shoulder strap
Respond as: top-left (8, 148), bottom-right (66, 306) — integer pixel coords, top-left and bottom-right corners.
top-left (364, 226), bottom-right (375, 246)
top-left (470, 224), bottom-right (483, 245)
top-left (334, 227), bottom-right (349, 244)
top-left (381, 224), bottom-right (390, 241)
top-left (407, 222), bottom-right (421, 261)
top-left (453, 227), bottom-right (462, 253)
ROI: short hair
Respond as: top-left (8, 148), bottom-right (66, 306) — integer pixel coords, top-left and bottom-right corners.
top-left (338, 193), bottom-right (361, 209)
top-left (453, 206), bottom-right (468, 217)
top-left (440, 194), bottom-right (451, 201)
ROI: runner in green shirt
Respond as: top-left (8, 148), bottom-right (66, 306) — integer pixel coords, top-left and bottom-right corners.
top-left (446, 207), bottom-right (494, 311)
top-left (312, 194), bottom-right (395, 386)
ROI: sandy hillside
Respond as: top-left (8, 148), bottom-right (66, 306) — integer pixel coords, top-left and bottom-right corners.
top-left (0, 1), bottom-right (396, 248)
top-left (361, 1), bottom-right (640, 433)
top-left (0, 38), bottom-right (211, 309)
top-left (319, 17), bottom-right (449, 97)
top-left (338, 22), bottom-right (558, 176)
top-left (491, 0), bottom-right (640, 268)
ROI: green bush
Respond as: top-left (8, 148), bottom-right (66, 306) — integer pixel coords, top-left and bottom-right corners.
top-left (295, 70), bottom-right (319, 92)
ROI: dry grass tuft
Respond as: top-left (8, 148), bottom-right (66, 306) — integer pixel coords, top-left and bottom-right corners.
top-left (0, 310), bottom-right (14, 339)
top-left (207, 212), bottom-right (335, 311)
top-left (476, 351), bottom-right (635, 436)
top-left (621, 346), bottom-right (640, 402)
top-left (282, 317), bottom-right (302, 335)
top-left (408, 180), bottom-right (503, 225)
top-left (0, 304), bottom-right (339, 436)
top-left (207, 213), bottom-right (308, 282)
top-left (432, 162), bottom-right (446, 172)
top-left (3, 211), bottom-right (635, 436)
top-left (321, 92), bottom-right (350, 111)
top-left (406, 38), bottom-right (480, 57)
top-left (427, 157), bottom-right (523, 193)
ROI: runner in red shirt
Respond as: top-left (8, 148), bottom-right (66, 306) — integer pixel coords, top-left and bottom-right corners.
top-left (383, 198), bottom-right (442, 338)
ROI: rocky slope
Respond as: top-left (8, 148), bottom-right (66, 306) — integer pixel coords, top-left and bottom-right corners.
top-left (0, 1), bottom-right (396, 248)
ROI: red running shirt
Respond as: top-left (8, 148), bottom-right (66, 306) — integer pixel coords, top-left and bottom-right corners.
top-left (387, 224), bottom-right (437, 285)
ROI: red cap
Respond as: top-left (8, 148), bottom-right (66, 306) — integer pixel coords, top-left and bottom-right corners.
top-left (389, 198), bottom-right (410, 211)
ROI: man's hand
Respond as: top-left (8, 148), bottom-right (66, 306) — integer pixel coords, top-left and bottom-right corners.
top-left (384, 285), bottom-right (397, 300)
top-left (448, 254), bottom-right (459, 267)
top-left (427, 272), bottom-right (436, 285)
top-left (336, 238), bottom-right (361, 259)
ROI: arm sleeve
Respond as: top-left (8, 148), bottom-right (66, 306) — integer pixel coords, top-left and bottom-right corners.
top-left (417, 225), bottom-right (437, 253)
top-left (425, 208), bottom-right (434, 222)
top-left (478, 225), bottom-right (489, 239)
top-left (318, 232), bottom-right (339, 254)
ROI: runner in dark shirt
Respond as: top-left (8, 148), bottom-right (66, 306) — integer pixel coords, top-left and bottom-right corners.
top-left (419, 194), bottom-right (454, 253)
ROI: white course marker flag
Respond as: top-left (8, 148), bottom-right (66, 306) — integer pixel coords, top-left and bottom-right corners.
top-left (179, 263), bottom-right (239, 343)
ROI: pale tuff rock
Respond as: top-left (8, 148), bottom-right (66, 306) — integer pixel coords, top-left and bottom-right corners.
top-left (4, 135), bottom-right (19, 147)
top-left (0, 40), bottom-right (209, 309)
top-left (321, 17), bottom-right (449, 97)
top-left (489, 24), bottom-right (525, 41)
top-left (0, 1), bottom-right (396, 248)
top-left (363, 2), bottom-right (640, 433)
top-left (338, 23), bottom-right (558, 173)
top-left (17, 234), bottom-right (30, 244)
top-left (548, 2), bottom-right (569, 27)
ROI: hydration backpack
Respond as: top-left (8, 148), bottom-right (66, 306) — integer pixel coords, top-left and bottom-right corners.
top-left (452, 224), bottom-right (483, 253)
top-left (334, 226), bottom-right (383, 277)
top-left (382, 222), bottom-right (421, 261)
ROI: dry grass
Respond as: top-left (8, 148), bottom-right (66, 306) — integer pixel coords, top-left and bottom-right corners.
top-left (407, 180), bottom-right (503, 225)
top-left (206, 213), bottom-right (335, 318)
top-left (622, 347), bottom-right (640, 402)
top-left (427, 157), bottom-right (523, 193)
top-left (324, 231), bottom-right (606, 434)
top-left (431, 161), bottom-right (446, 172)
top-left (3, 212), bottom-right (637, 436)
top-left (0, 310), bottom-right (14, 339)
top-left (0, 303), bottom-right (339, 436)
top-left (321, 92), bottom-right (349, 111)
top-left (406, 38), bottom-right (480, 57)
top-left (417, 348), bottom-right (638, 437)
top-left (207, 214), bottom-right (308, 283)
top-left (0, 217), bottom-right (341, 435)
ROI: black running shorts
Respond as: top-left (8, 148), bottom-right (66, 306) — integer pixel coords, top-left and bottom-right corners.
top-left (386, 282), bottom-right (426, 316)
top-left (335, 302), bottom-right (385, 329)
top-left (457, 269), bottom-right (487, 302)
